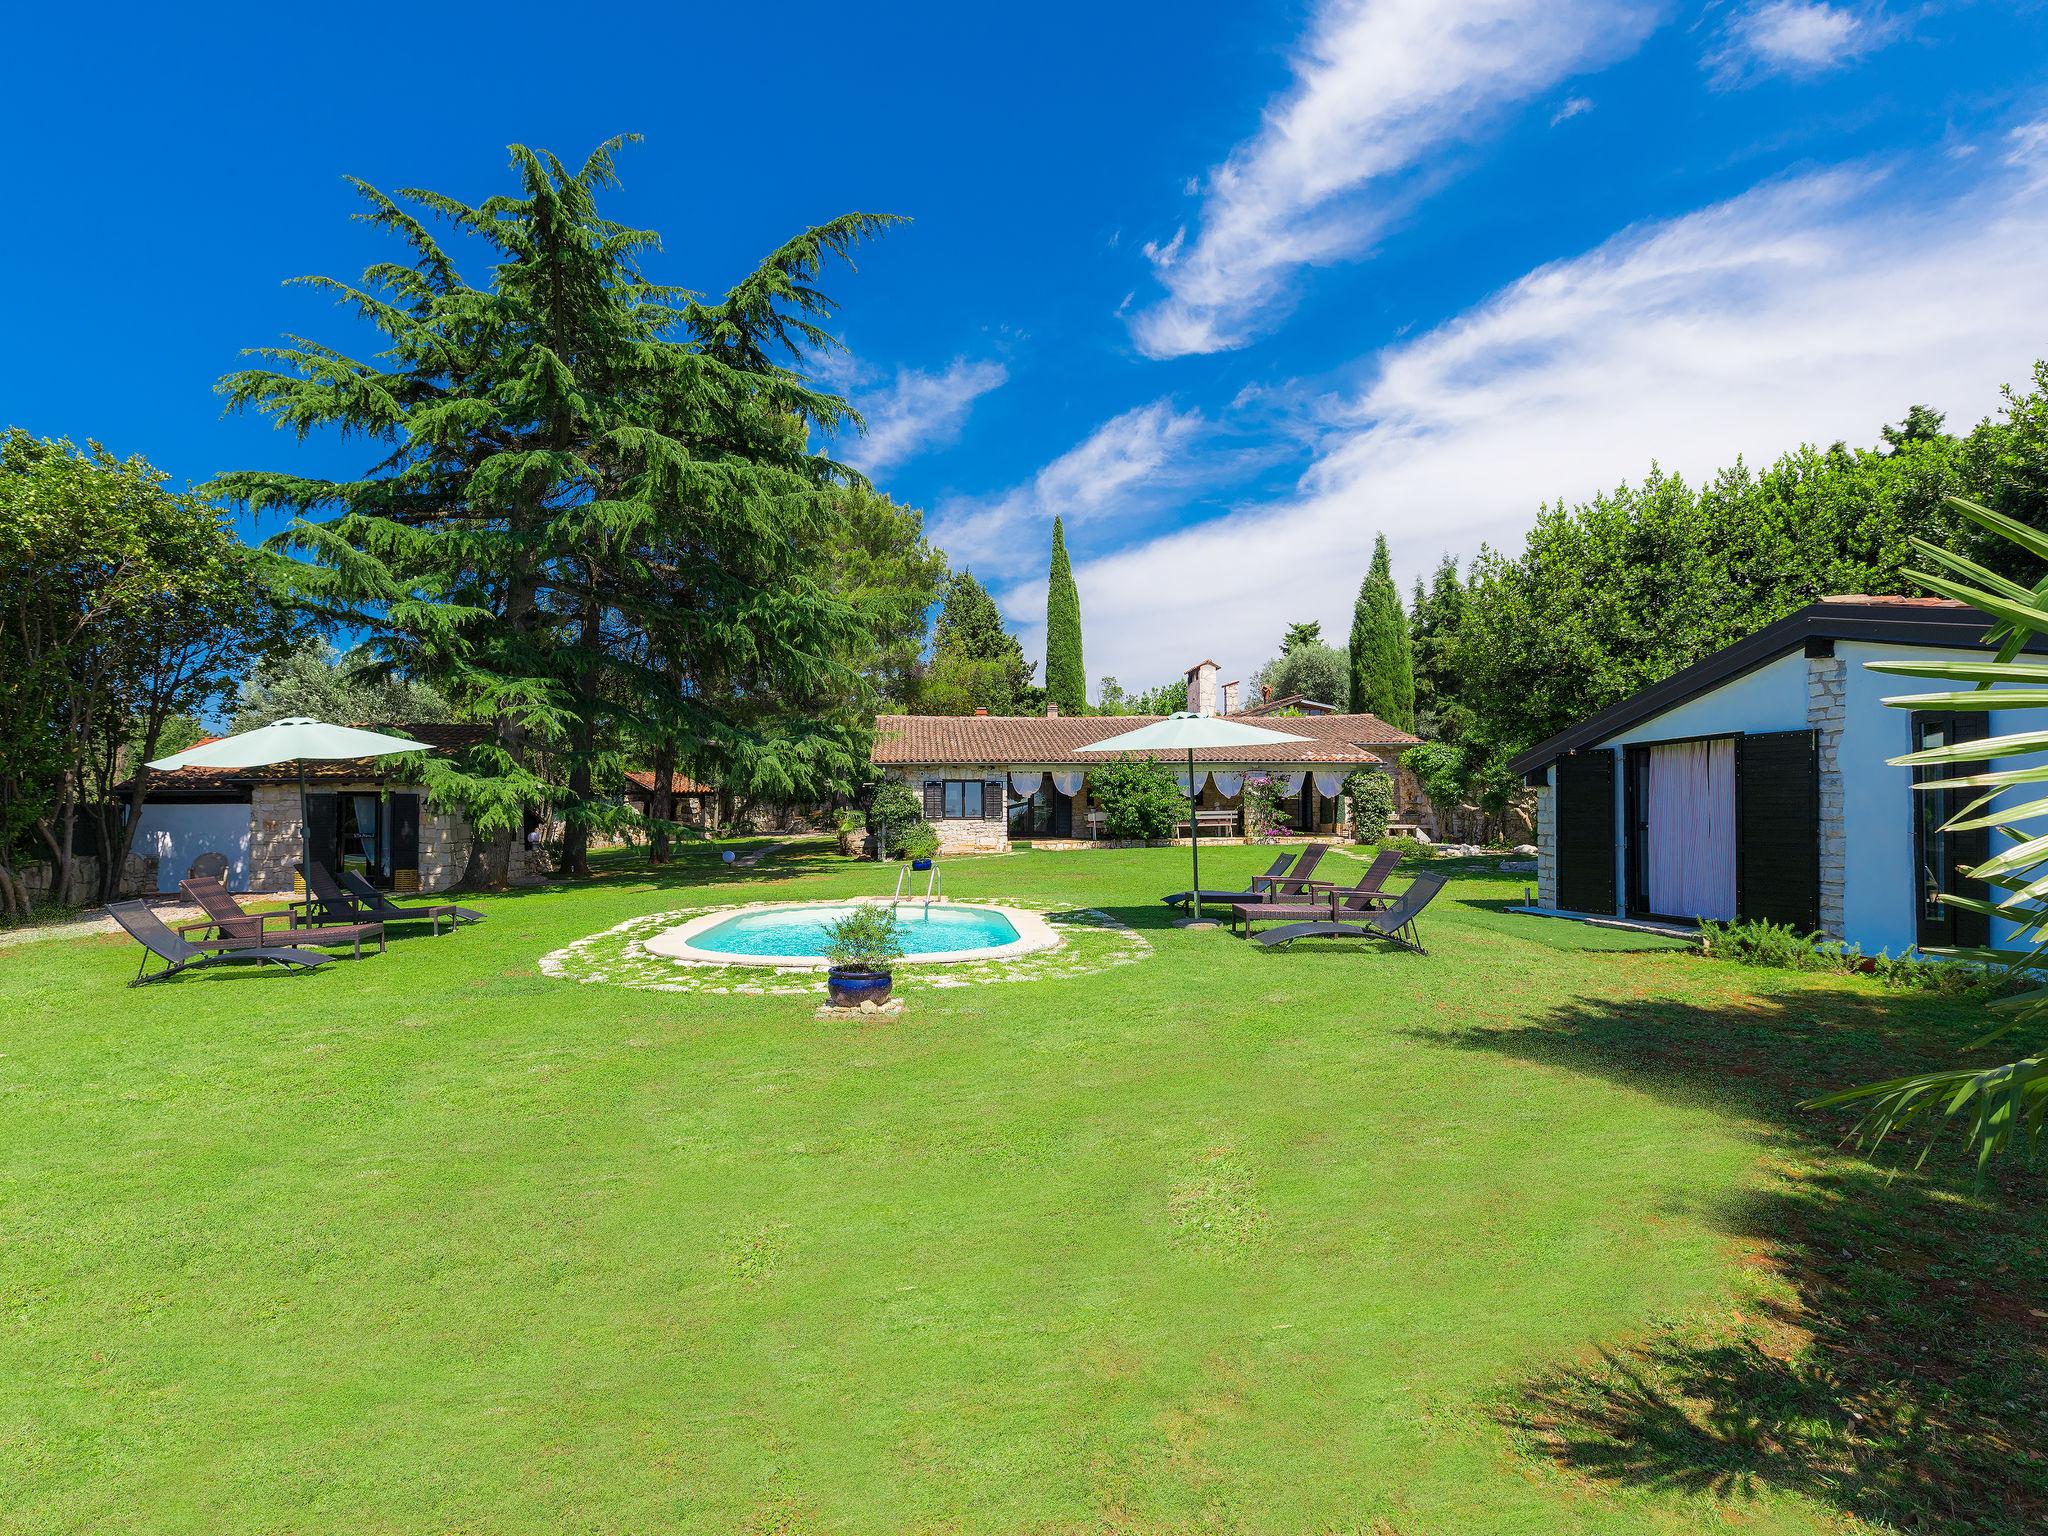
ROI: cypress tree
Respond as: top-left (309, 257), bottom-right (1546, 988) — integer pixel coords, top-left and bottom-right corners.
top-left (1347, 533), bottom-right (1416, 729)
top-left (1043, 516), bottom-right (1085, 714)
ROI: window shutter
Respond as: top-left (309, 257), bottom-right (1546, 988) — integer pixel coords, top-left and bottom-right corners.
top-left (304, 792), bottom-right (339, 878)
top-left (1555, 750), bottom-right (1617, 915)
top-left (391, 793), bottom-right (421, 875)
top-left (1736, 731), bottom-right (1819, 932)
top-left (985, 781), bottom-right (1003, 821)
top-left (922, 781), bottom-right (943, 820)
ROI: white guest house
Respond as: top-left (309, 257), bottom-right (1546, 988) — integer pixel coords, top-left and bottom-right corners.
top-left (124, 723), bottom-right (504, 895)
top-left (1511, 596), bottom-right (2042, 955)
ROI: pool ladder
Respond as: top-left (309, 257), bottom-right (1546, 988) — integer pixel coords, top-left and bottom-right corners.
top-left (890, 862), bottom-right (941, 913)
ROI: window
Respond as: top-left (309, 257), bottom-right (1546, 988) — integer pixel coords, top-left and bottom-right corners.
top-left (940, 780), bottom-right (984, 819)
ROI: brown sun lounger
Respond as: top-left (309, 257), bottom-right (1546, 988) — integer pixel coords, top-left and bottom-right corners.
top-left (110, 900), bottom-right (332, 985)
top-left (1251, 871), bottom-right (1450, 955)
top-left (1227, 849), bottom-right (1404, 934)
top-left (1165, 842), bottom-right (1334, 909)
top-left (179, 876), bottom-right (385, 960)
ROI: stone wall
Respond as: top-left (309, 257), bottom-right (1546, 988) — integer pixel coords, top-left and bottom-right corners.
top-left (1808, 655), bottom-right (1847, 938)
top-left (16, 853), bottom-right (157, 905)
top-left (248, 782), bottom-right (480, 893)
top-left (416, 804), bottom-right (465, 892)
top-left (1534, 778), bottom-right (1557, 907)
top-left (248, 784), bottom-right (303, 892)
top-left (893, 769), bottom-right (1010, 855)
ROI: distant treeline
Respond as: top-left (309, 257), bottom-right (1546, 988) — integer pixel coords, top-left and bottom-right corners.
top-left (1408, 364), bottom-right (2048, 812)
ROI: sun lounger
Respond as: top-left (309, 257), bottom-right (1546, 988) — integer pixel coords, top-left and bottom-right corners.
top-left (1227, 850), bottom-right (1405, 934)
top-left (334, 868), bottom-right (483, 932)
top-left (1250, 871), bottom-right (1450, 955)
top-left (178, 876), bottom-right (385, 960)
top-left (109, 900), bottom-right (331, 985)
top-left (1165, 842), bottom-right (1335, 909)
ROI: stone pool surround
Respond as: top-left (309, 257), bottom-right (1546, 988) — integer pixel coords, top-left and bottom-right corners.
top-left (644, 897), bottom-right (1060, 970)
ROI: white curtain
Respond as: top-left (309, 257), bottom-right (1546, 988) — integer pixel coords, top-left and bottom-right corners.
top-left (1643, 740), bottom-right (1737, 920)
top-left (1274, 771), bottom-right (1306, 796)
top-left (1313, 771), bottom-right (1346, 798)
top-left (1051, 771), bottom-right (1084, 796)
top-left (1174, 770), bottom-right (1197, 793)
top-left (1211, 771), bottom-right (1245, 798)
top-left (1009, 771), bottom-right (1044, 797)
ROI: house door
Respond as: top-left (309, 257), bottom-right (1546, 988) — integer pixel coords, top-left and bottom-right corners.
top-left (1912, 712), bottom-right (1990, 950)
top-left (1633, 739), bottom-right (1737, 921)
top-left (336, 794), bottom-right (389, 888)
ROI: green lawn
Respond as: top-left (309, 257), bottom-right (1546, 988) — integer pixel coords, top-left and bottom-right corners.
top-left (3, 843), bottom-right (2043, 1534)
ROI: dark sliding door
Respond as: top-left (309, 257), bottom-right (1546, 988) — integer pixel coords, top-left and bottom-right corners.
top-left (1911, 712), bottom-right (1990, 950)
top-left (1736, 731), bottom-right (1819, 933)
top-left (1555, 751), bottom-right (1617, 915)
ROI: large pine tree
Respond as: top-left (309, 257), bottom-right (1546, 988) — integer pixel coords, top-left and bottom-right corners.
top-left (1347, 533), bottom-right (1416, 729)
top-left (1043, 516), bottom-right (1085, 714)
top-left (213, 138), bottom-right (898, 880)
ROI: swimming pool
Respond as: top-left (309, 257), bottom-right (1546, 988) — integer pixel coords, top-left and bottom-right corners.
top-left (643, 900), bottom-right (1061, 969)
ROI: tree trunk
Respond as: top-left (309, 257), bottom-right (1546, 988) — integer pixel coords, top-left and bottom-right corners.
top-left (562, 740), bottom-right (592, 877)
top-left (102, 766), bottom-right (155, 903)
top-left (649, 745), bottom-right (675, 865)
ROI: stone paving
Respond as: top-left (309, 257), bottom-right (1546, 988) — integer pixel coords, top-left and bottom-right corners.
top-left (538, 897), bottom-right (1154, 998)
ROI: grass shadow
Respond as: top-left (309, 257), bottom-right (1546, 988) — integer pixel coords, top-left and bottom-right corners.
top-left (1414, 986), bottom-right (2048, 1533)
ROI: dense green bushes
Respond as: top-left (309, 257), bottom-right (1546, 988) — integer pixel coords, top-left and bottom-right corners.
top-left (1410, 368), bottom-right (2048, 814)
top-left (1345, 770), bottom-right (1396, 842)
top-left (1697, 918), bottom-right (2025, 1000)
top-left (1089, 757), bottom-right (1184, 840)
top-left (866, 781), bottom-right (933, 860)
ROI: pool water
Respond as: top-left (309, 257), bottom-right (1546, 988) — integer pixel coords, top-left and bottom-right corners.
top-left (685, 902), bottom-right (1022, 960)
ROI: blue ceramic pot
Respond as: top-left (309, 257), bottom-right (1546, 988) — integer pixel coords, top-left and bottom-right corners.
top-left (911, 857), bottom-right (933, 872)
top-left (827, 968), bottom-right (894, 1008)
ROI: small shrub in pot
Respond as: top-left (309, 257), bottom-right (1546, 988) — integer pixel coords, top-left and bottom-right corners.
top-left (822, 904), bottom-right (908, 1008)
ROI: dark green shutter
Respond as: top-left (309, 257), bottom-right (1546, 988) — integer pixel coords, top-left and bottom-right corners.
top-left (1736, 731), bottom-right (1819, 932)
top-left (304, 792), bottom-right (338, 878)
top-left (922, 781), bottom-right (944, 820)
top-left (1949, 715), bottom-right (1991, 948)
top-left (1555, 751), bottom-right (1617, 915)
top-left (392, 793), bottom-right (421, 877)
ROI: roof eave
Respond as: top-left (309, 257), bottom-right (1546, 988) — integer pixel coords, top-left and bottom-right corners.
top-left (1507, 600), bottom-right (2013, 777)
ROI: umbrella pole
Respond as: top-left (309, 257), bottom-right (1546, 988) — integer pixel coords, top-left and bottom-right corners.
top-left (298, 761), bottom-right (310, 913)
top-left (1188, 746), bottom-right (1202, 925)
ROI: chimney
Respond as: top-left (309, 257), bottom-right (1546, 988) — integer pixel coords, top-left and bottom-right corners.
top-left (974, 707), bottom-right (988, 716)
top-left (1046, 702), bottom-right (1060, 718)
top-left (1221, 679), bottom-right (1239, 716)
top-left (1261, 683), bottom-right (1272, 703)
top-left (1183, 659), bottom-right (1220, 716)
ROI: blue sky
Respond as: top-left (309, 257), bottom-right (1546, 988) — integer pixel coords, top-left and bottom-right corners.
top-left (7, 2), bottom-right (2048, 694)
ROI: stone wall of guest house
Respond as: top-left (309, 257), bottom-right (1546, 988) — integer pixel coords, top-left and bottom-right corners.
top-left (248, 783), bottom-right (481, 893)
top-left (897, 768), bottom-right (1009, 855)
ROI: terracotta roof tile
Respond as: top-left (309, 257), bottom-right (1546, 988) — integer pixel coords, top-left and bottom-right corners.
top-left (624, 769), bottom-right (714, 796)
top-left (871, 712), bottom-right (1419, 767)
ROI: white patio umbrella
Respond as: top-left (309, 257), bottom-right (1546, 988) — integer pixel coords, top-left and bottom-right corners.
top-left (146, 717), bottom-right (433, 892)
top-left (1077, 712), bottom-right (1311, 927)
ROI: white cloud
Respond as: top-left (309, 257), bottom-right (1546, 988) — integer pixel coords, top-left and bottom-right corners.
top-left (1066, 157), bottom-right (2048, 686)
top-left (843, 358), bottom-right (1008, 476)
top-left (931, 400), bottom-right (1263, 583)
top-left (1128, 0), bottom-right (1661, 360)
top-left (1550, 95), bottom-right (1595, 126)
top-left (1707, 2), bottom-right (1888, 85)
top-left (2008, 114), bottom-right (2048, 188)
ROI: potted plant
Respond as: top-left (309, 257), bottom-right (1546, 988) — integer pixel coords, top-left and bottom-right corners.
top-left (822, 903), bottom-right (907, 1008)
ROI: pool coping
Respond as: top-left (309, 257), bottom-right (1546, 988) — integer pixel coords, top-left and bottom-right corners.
top-left (642, 898), bottom-right (1063, 970)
